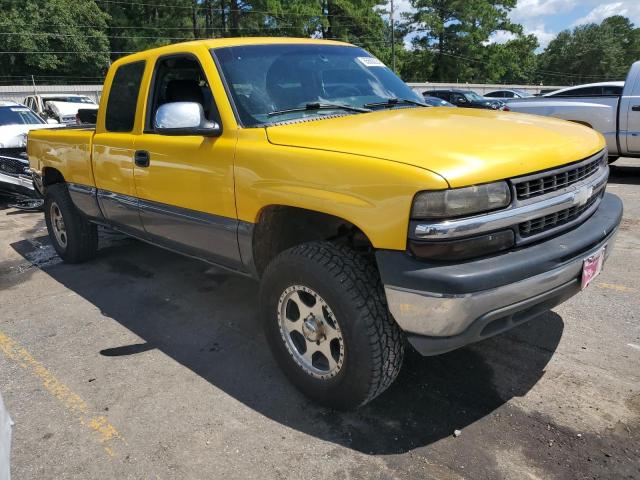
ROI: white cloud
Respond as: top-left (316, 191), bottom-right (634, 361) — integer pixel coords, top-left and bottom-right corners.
top-left (485, 30), bottom-right (518, 45)
top-left (527, 24), bottom-right (557, 49)
top-left (510, 0), bottom-right (577, 22)
top-left (572, 2), bottom-right (640, 26)
top-left (508, 0), bottom-right (578, 49)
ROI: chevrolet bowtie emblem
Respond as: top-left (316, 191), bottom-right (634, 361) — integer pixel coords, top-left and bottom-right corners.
top-left (573, 186), bottom-right (593, 207)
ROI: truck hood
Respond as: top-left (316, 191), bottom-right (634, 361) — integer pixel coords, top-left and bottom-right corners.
top-left (0, 124), bottom-right (61, 148)
top-left (265, 108), bottom-right (605, 187)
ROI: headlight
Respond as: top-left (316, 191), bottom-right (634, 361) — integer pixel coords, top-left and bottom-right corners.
top-left (411, 182), bottom-right (511, 219)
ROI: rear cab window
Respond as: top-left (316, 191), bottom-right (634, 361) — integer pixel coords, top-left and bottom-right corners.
top-left (105, 61), bottom-right (146, 132)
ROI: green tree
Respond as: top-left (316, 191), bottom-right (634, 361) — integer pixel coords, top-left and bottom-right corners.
top-left (481, 34), bottom-right (538, 84)
top-left (100, 0), bottom-right (195, 59)
top-left (404, 0), bottom-right (520, 82)
top-left (538, 16), bottom-right (639, 84)
top-left (0, 0), bottom-right (110, 82)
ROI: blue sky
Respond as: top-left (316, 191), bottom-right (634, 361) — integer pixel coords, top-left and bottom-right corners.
top-left (397, 0), bottom-right (640, 50)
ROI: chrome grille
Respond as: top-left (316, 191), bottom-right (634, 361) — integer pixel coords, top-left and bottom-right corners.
top-left (514, 155), bottom-right (603, 200)
top-left (519, 191), bottom-right (601, 237)
top-left (0, 155), bottom-right (29, 176)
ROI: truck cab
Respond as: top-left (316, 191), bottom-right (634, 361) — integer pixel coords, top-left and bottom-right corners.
top-left (28, 38), bottom-right (622, 409)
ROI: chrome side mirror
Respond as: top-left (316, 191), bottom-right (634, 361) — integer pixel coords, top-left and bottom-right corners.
top-left (154, 102), bottom-right (221, 137)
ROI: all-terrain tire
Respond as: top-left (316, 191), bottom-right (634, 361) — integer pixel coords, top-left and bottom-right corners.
top-left (44, 183), bottom-right (98, 263)
top-left (260, 241), bottom-right (404, 410)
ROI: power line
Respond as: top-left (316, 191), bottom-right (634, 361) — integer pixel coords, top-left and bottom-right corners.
top-left (96, 0), bottom-right (386, 21)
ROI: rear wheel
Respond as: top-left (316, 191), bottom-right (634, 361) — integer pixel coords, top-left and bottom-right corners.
top-left (44, 184), bottom-right (98, 263)
top-left (260, 242), bottom-right (404, 410)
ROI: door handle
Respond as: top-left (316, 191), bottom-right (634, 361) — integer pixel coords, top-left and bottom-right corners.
top-left (134, 150), bottom-right (150, 167)
top-left (632, 105), bottom-right (640, 112)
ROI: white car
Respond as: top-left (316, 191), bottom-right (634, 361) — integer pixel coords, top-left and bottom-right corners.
top-left (23, 94), bottom-right (98, 125)
top-left (0, 101), bottom-right (60, 196)
top-left (507, 74), bottom-right (636, 160)
top-left (484, 88), bottom-right (535, 100)
top-left (541, 81), bottom-right (624, 97)
top-left (0, 101), bottom-right (60, 150)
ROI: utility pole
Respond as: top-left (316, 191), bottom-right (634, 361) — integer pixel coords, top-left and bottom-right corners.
top-left (390, 0), bottom-right (396, 72)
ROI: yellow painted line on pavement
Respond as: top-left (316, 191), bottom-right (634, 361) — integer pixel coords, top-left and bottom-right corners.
top-left (595, 282), bottom-right (635, 293)
top-left (0, 330), bottom-right (126, 458)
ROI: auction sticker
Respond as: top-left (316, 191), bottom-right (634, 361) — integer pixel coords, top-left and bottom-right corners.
top-left (357, 57), bottom-right (386, 67)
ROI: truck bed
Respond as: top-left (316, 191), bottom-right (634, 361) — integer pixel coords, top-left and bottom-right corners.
top-left (28, 127), bottom-right (96, 188)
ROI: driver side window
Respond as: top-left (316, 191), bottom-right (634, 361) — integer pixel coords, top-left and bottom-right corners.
top-left (146, 54), bottom-right (220, 131)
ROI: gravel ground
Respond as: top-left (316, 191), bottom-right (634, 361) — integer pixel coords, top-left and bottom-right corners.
top-left (0, 159), bottom-right (638, 479)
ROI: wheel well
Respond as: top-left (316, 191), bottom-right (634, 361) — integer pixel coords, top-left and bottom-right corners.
top-left (42, 167), bottom-right (65, 187)
top-left (252, 206), bottom-right (373, 276)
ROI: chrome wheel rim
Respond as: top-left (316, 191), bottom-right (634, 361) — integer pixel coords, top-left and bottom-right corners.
top-left (277, 285), bottom-right (345, 379)
top-left (50, 202), bottom-right (67, 249)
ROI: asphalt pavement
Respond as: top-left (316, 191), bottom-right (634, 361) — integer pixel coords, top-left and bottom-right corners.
top-left (0, 159), bottom-right (638, 479)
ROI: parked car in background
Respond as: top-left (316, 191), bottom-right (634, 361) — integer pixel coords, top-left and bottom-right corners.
top-left (28, 38), bottom-right (621, 409)
top-left (76, 108), bottom-right (98, 125)
top-left (23, 94), bottom-right (98, 125)
top-left (507, 68), bottom-right (638, 160)
top-left (485, 89), bottom-right (534, 99)
top-left (425, 89), bottom-right (508, 110)
top-left (422, 96), bottom-right (456, 107)
top-left (0, 101), bottom-right (59, 197)
top-left (541, 81), bottom-right (624, 98)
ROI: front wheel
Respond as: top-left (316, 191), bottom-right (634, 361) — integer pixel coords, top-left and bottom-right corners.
top-left (260, 242), bottom-right (404, 410)
top-left (44, 184), bottom-right (98, 263)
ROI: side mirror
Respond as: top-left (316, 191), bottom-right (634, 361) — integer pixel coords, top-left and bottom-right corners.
top-left (46, 118), bottom-right (59, 124)
top-left (458, 97), bottom-right (468, 103)
top-left (154, 102), bottom-right (221, 137)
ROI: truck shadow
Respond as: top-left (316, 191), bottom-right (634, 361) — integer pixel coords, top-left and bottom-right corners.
top-left (10, 234), bottom-right (563, 455)
top-left (609, 163), bottom-right (640, 185)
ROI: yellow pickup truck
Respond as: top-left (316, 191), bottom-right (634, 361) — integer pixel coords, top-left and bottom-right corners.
top-left (28, 38), bottom-right (622, 409)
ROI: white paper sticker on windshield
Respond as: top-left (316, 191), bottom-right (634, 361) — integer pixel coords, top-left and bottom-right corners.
top-left (10, 108), bottom-right (30, 112)
top-left (357, 57), bottom-right (386, 67)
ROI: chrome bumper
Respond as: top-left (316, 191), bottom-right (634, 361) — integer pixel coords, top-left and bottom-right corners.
top-left (385, 231), bottom-right (614, 338)
top-left (378, 192), bottom-right (622, 355)
top-left (0, 171), bottom-right (34, 194)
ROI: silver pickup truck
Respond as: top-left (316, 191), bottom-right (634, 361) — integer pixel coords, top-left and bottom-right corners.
top-left (508, 61), bottom-right (640, 161)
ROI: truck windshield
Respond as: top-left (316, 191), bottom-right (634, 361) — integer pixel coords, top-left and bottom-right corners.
top-left (0, 106), bottom-right (45, 126)
top-left (213, 44), bottom-right (423, 126)
top-left (43, 96), bottom-right (95, 104)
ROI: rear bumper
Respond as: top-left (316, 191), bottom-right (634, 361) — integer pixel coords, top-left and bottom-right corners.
top-left (377, 192), bottom-right (623, 356)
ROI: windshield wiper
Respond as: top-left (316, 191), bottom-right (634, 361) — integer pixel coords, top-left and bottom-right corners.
top-left (363, 98), bottom-right (429, 108)
top-left (267, 102), bottom-right (370, 117)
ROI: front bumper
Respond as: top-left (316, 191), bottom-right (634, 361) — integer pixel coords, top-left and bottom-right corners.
top-left (377, 192), bottom-right (623, 356)
top-left (0, 171), bottom-right (35, 197)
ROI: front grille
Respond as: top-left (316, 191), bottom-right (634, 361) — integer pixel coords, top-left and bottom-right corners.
top-left (519, 192), bottom-right (601, 237)
top-left (514, 155), bottom-right (602, 200)
top-left (0, 155), bottom-right (29, 176)
top-left (0, 148), bottom-right (27, 159)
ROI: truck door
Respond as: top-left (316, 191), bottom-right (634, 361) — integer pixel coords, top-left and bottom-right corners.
top-left (92, 60), bottom-right (146, 234)
top-left (621, 63), bottom-right (640, 154)
top-left (132, 52), bottom-right (240, 269)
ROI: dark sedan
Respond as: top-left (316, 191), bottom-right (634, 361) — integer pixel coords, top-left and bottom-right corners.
top-left (424, 89), bottom-right (508, 110)
top-left (422, 96), bottom-right (456, 107)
